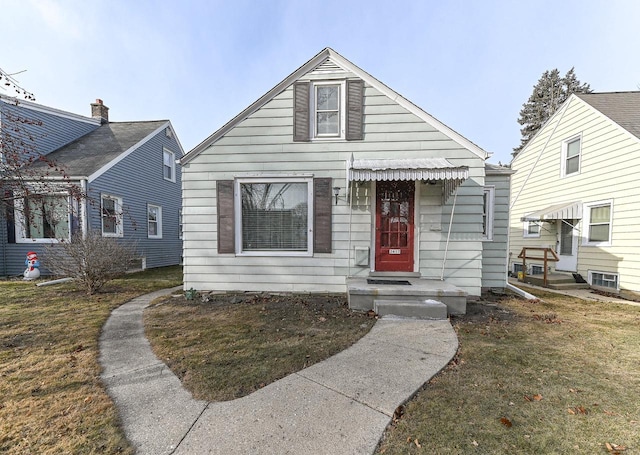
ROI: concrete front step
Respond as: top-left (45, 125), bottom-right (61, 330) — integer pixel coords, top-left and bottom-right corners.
top-left (374, 299), bottom-right (448, 320)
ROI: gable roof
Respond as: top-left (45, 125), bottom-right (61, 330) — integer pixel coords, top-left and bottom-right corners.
top-left (181, 47), bottom-right (488, 165)
top-left (28, 120), bottom-right (169, 180)
top-left (575, 91), bottom-right (640, 140)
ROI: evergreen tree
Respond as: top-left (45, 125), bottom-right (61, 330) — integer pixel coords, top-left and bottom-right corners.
top-left (513, 68), bottom-right (592, 156)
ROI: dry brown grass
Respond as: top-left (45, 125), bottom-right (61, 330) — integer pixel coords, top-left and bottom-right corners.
top-left (0, 266), bottom-right (182, 454)
top-left (377, 288), bottom-right (640, 454)
top-left (145, 292), bottom-right (376, 401)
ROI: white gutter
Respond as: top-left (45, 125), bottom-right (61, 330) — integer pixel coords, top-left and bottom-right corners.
top-left (506, 281), bottom-right (538, 300)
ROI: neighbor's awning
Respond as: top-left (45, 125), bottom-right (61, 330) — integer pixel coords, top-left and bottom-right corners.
top-left (521, 201), bottom-right (582, 222)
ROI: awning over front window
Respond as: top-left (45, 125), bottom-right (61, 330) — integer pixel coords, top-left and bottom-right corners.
top-left (348, 157), bottom-right (469, 182)
top-left (521, 201), bottom-right (582, 222)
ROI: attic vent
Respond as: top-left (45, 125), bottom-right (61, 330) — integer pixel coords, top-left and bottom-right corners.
top-left (165, 127), bottom-right (173, 138)
top-left (315, 59), bottom-right (344, 73)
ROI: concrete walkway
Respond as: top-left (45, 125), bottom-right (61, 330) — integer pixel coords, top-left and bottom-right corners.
top-left (99, 288), bottom-right (458, 454)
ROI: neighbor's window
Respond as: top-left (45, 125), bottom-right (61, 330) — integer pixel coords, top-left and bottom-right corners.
top-left (562, 135), bottom-right (581, 177)
top-left (16, 194), bottom-right (70, 242)
top-left (148, 204), bottom-right (162, 239)
top-left (163, 148), bottom-right (175, 182)
top-left (236, 178), bottom-right (312, 254)
top-left (482, 186), bottom-right (495, 240)
top-left (101, 194), bottom-right (123, 237)
top-left (588, 270), bottom-right (618, 290)
top-left (523, 220), bottom-right (540, 238)
top-left (584, 200), bottom-right (612, 246)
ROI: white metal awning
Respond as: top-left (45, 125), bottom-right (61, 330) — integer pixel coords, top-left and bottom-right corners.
top-left (348, 157), bottom-right (469, 182)
top-left (521, 201), bottom-right (582, 222)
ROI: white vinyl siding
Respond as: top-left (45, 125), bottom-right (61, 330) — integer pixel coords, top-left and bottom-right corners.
top-left (182, 72), bottom-right (488, 295)
top-left (510, 94), bottom-right (640, 292)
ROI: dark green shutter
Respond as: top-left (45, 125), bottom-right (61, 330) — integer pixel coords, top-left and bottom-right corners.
top-left (293, 81), bottom-right (311, 142)
top-left (346, 79), bottom-right (364, 141)
top-left (313, 177), bottom-right (332, 253)
top-left (217, 180), bottom-right (235, 254)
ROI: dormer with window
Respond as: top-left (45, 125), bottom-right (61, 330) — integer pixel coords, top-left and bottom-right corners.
top-left (293, 79), bottom-right (363, 142)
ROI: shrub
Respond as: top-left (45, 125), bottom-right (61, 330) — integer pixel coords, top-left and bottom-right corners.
top-left (44, 230), bottom-right (139, 294)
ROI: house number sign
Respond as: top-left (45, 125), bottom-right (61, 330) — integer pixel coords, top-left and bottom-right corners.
top-left (389, 249), bottom-right (401, 255)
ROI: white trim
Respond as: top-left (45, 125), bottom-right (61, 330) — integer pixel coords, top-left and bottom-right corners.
top-left (15, 193), bottom-right (71, 243)
top-left (561, 133), bottom-right (582, 178)
top-left (588, 270), bottom-right (619, 291)
top-left (88, 121), bottom-right (171, 182)
top-left (163, 147), bottom-right (176, 182)
top-left (523, 220), bottom-right (540, 238)
top-left (147, 204), bottom-right (163, 239)
top-left (311, 80), bottom-right (346, 140)
top-left (582, 199), bottom-right (613, 246)
top-left (482, 186), bottom-right (495, 241)
top-left (101, 193), bottom-right (123, 237)
top-left (234, 177), bottom-right (313, 256)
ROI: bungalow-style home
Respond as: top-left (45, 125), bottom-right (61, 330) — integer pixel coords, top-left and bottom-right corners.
top-left (0, 96), bottom-right (183, 276)
top-left (180, 48), bottom-right (513, 315)
top-left (509, 91), bottom-right (640, 295)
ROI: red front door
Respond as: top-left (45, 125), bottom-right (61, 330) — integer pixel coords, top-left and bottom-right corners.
top-left (375, 181), bottom-right (415, 272)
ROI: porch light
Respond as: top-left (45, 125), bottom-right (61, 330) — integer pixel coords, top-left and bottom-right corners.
top-left (333, 186), bottom-right (341, 205)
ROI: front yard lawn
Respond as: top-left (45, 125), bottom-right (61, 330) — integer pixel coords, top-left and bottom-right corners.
top-left (376, 288), bottom-right (640, 454)
top-left (0, 266), bottom-right (182, 454)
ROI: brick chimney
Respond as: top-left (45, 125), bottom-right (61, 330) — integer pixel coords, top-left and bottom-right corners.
top-left (90, 99), bottom-right (109, 124)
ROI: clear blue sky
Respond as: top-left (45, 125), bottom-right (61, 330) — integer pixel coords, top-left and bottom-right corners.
top-left (2, 0), bottom-right (639, 164)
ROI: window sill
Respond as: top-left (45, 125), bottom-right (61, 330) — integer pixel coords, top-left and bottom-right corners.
top-left (236, 251), bottom-right (312, 257)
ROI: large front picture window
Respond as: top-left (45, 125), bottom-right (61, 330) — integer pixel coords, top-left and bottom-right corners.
top-left (238, 179), bottom-right (311, 253)
top-left (17, 194), bottom-right (70, 242)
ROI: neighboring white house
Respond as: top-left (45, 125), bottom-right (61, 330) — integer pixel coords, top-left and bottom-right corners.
top-left (509, 91), bottom-right (640, 294)
top-left (180, 48), bottom-right (512, 314)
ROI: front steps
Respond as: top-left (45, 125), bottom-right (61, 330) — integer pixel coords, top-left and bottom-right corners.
top-left (374, 299), bottom-right (448, 319)
top-left (346, 277), bottom-right (467, 317)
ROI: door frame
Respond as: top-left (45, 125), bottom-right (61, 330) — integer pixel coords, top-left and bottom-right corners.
top-left (555, 219), bottom-right (578, 272)
top-left (371, 180), bottom-right (418, 272)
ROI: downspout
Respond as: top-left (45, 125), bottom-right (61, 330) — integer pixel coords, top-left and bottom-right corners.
top-left (505, 206), bottom-right (538, 300)
top-left (80, 179), bottom-right (88, 238)
top-left (440, 188), bottom-right (458, 281)
top-left (347, 179), bottom-right (354, 278)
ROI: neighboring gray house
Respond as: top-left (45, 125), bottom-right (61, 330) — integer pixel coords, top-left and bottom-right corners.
top-left (180, 48), bottom-right (512, 315)
top-left (0, 96), bottom-right (183, 276)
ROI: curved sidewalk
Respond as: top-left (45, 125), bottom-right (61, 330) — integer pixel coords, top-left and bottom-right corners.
top-left (99, 288), bottom-right (458, 454)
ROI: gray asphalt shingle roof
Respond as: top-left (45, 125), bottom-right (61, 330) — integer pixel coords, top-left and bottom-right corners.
top-left (576, 91), bottom-right (640, 140)
top-left (30, 120), bottom-right (167, 177)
